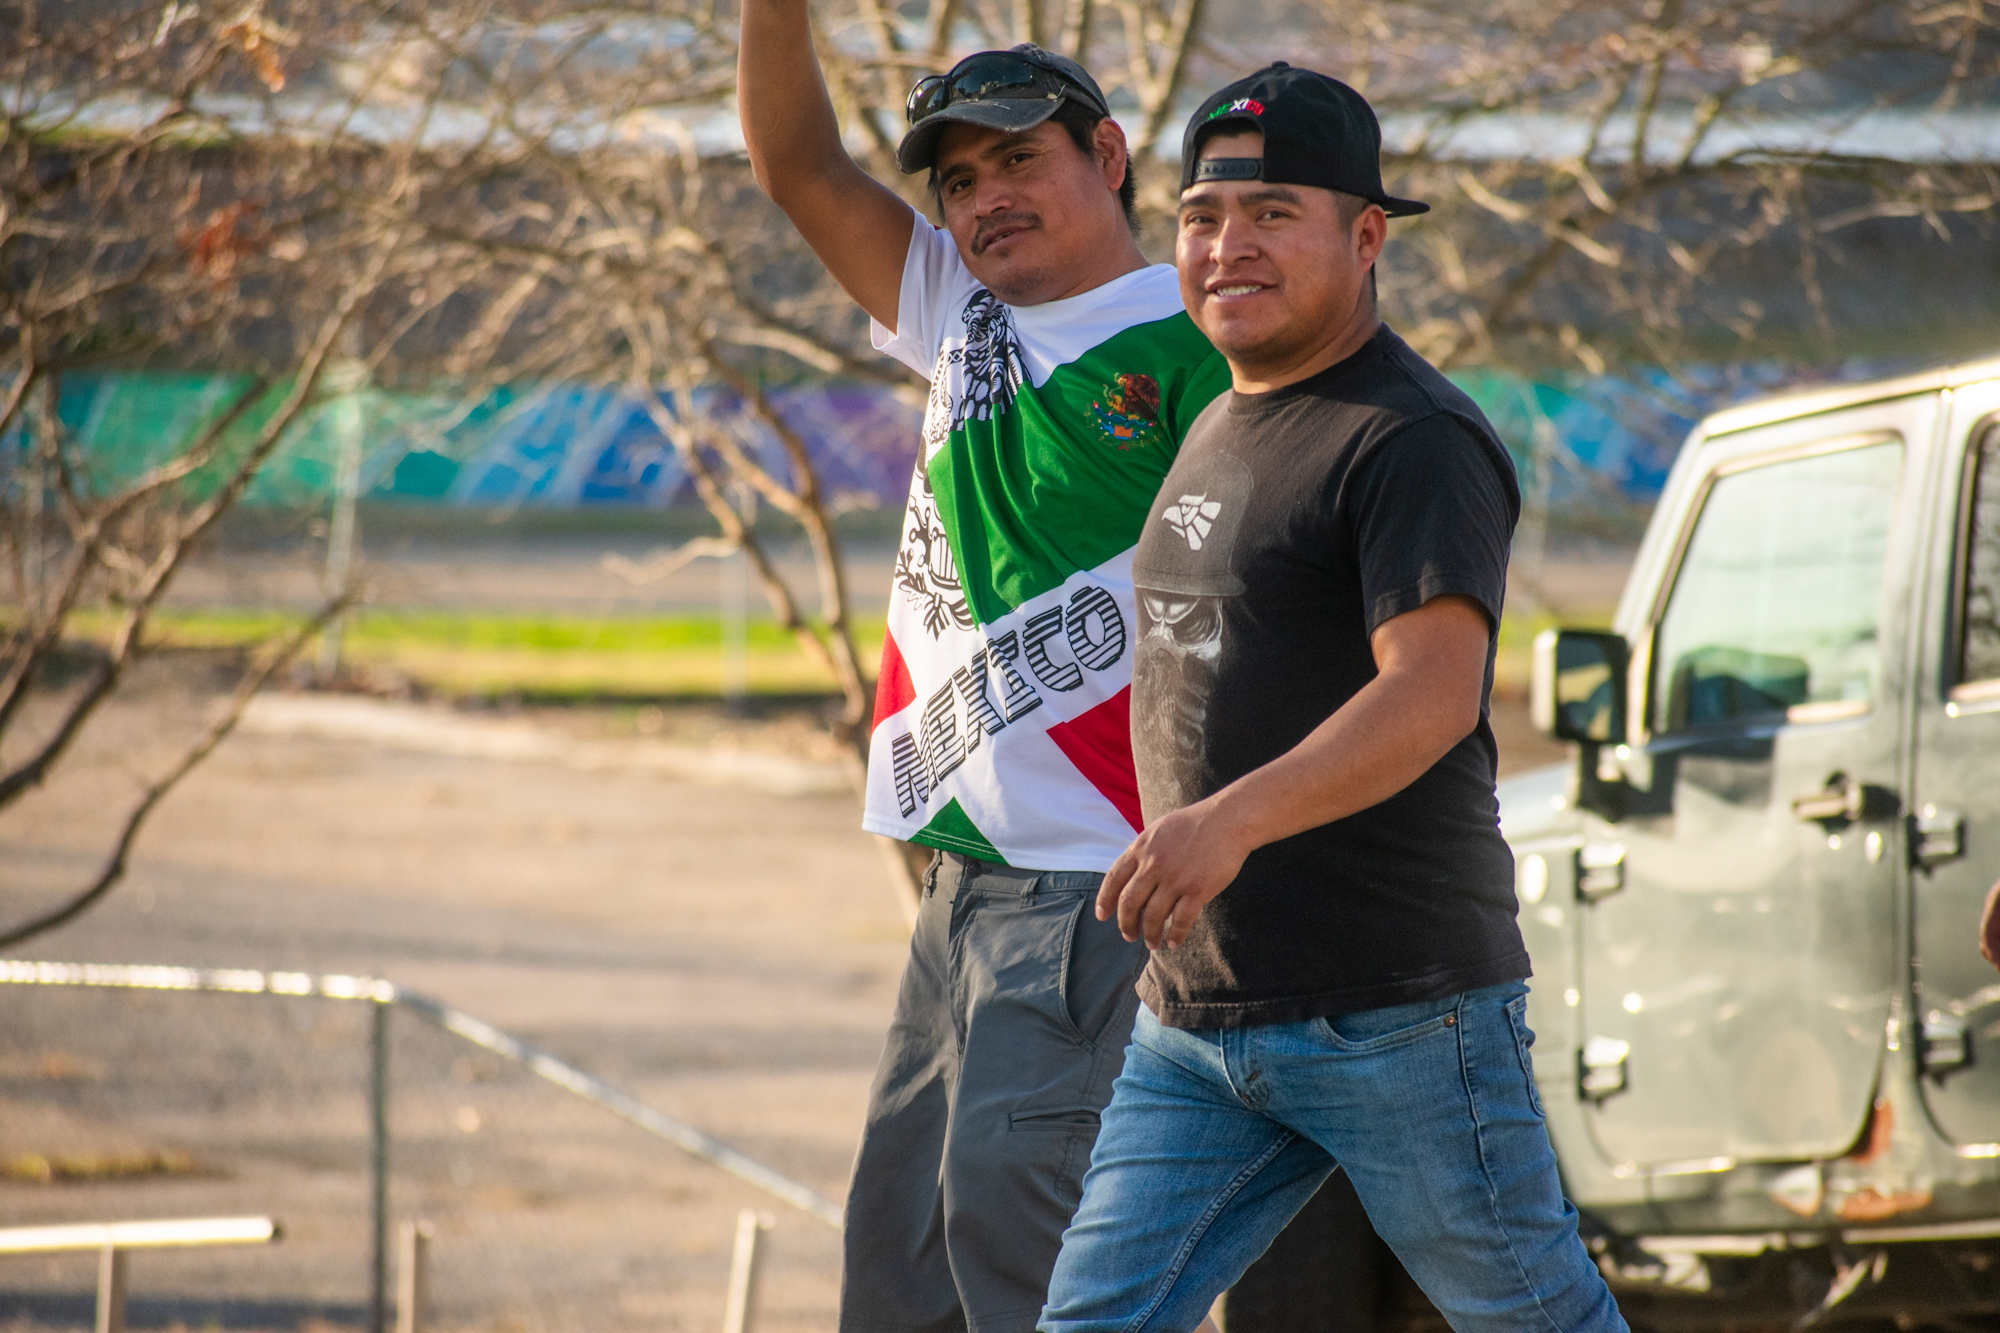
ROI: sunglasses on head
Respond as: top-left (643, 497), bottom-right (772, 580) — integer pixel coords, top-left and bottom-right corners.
top-left (905, 50), bottom-right (1105, 126)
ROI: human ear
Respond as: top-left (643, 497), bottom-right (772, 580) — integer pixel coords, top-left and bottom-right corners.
top-left (1354, 205), bottom-right (1389, 264)
top-left (1093, 116), bottom-right (1130, 192)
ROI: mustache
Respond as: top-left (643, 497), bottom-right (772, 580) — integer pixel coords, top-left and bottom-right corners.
top-left (972, 211), bottom-right (1040, 254)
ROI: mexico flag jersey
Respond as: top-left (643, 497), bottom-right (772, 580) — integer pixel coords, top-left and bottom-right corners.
top-left (863, 211), bottom-right (1230, 871)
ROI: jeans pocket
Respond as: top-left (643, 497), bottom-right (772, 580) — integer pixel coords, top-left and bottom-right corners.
top-left (1506, 993), bottom-right (1546, 1119)
top-left (1318, 994), bottom-right (1460, 1052)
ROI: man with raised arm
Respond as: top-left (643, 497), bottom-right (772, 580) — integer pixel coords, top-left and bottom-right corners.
top-left (738, 11), bottom-right (1229, 1331)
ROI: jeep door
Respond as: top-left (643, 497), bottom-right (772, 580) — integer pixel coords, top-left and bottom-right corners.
top-left (1578, 399), bottom-right (1929, 1171)
top-left (1911, 386), bottom-right (2000, 1144)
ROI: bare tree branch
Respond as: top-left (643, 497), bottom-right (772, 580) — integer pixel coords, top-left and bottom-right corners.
top-left (0, 590), bottom-right (358, 951)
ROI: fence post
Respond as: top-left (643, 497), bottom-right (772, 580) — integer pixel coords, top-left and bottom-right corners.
top-left (317, 336), bottom-right (366, 681)
top-left (370, 999), bottom-right (391, 1333)
top-left (95, 1244), bottom-right (126, 1333)
top-left (396, 1220), bottom-right (432, 1333)
top-left (722, 1210), bottom-right (771, 1333)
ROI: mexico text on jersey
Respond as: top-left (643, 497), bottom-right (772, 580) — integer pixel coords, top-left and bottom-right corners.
top-left (861, 212), bottom-right (1229, 870)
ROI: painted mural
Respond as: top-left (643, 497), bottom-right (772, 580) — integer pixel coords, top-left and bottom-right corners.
top-left (17, 366), bottom-right (1751, 513)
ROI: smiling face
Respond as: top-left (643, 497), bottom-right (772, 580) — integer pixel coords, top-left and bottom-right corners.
top-left (1175, 129), bottom-right (1388, 391)
top-left (932, 117), bottom-right (1137, 306)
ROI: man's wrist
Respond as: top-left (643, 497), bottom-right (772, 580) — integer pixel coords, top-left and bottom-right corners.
top-left (1199, 782), bottom-right (1276, 864)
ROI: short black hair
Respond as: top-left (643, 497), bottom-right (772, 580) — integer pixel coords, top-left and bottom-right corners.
top-left (925, 99), bottom-right (1141, 236)
top-left (1191, 119), bottom-right (1371, 228)
top-left (1330, 189), bottom-right (1378, 311)
top-left (1050, 100), bottom-right (1140, 235)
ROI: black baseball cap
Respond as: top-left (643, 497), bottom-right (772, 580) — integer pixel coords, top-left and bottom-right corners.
top-left (1179, 63), bottom-right (1427, 217)
top-left (897, 45), bottom-right (1111, 175)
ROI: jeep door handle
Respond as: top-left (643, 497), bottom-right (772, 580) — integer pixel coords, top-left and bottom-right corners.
top-left (1792, 774), bottom-right (1864, 823)
top-left (1580, 1036), bottom-right (1630, 1102)
top-left (1920, 1010), bottom-right (1973, 1080)
top-left (1911, 805), bottom-right (1966, 868)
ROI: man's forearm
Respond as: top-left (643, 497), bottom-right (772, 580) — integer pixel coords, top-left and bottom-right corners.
top-left (1201, 594), bottom-right (1489, 859)
top-left (1205, 662), bottom-right (1478, 856)
top-left (736, 0), bottom-right (913, 327)
top-left (1099, 596), bottom-right (1490, 949)
top-left (738, 0), bottom-right (850, 200)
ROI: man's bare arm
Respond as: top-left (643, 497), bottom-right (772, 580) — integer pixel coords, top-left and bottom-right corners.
top-left (738, 0), bottom-right (917, 330)
top-left (1100, 594), bottom-right (1493, 949)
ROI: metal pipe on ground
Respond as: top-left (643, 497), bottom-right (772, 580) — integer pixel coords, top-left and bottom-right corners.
top-left (371, 999), bottom-right (391, 1333)
top-left (723, 1210), bottom-right (772, 1333)
top-left (0, 1217), bottom-right (281, 1333)
top-left (0, 961), bottom-right (845, 1228)
top-left (396, 1221), bottom-right (433, 1333)
top-left (95, 1246), bottom-right (124, 1333)
top-left (0, 962), bottom-right (849, 1322)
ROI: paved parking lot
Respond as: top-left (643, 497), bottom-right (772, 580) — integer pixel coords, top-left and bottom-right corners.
top-left (1, 668), bottom-right (905, 1331)
top-left (0, 532), bottom-right (1612, 1328)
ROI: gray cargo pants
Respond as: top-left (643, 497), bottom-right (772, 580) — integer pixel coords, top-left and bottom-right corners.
top-left (841, 852), bottom-right (1148, 1333)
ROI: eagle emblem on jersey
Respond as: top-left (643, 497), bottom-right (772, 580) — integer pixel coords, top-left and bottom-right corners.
top-left (921, 289), bottom-right (1027, 454)
top-left (951, 290), bottom-right (1026, 431)
top-left (1091, 373), bottom-right (1163, 449)
top-left (893, 460), bottom-right (975, 637)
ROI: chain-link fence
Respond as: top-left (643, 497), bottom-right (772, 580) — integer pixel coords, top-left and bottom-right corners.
top-left (0, 962), bottom-right (843, 1332)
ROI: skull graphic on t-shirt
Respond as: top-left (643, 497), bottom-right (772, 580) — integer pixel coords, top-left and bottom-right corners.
top-left (1134, 589), bottom-right (1226, 812)
top-left (1130, 454), bottom-right (1254, 821)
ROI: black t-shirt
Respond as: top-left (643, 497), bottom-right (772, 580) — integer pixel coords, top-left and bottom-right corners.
top-left (1131, 324), bottom-right (1528, 1029)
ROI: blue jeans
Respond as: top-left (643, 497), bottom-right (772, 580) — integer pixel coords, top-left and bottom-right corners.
top-left (1039, 982), bottom-right (1626, 1333)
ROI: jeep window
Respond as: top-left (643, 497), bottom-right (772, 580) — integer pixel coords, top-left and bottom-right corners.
top-left (1960, 425), bottom-right (2000, 689)
top-left (1652, 440), bottom-right (1902, 735)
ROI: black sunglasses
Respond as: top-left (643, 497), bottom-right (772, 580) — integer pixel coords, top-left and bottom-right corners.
top-left (905, 51), bottom-right (1103, 126)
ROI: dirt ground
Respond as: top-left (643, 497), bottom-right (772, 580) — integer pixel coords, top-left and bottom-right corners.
top-left (0, 581), bottom-right (1595, 1331)
top-left (1, 662), bottom-right (906, 1332)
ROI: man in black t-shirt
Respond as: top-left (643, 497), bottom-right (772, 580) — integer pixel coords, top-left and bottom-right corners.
top-left (1038, 66), bottom-right (1627, 1333)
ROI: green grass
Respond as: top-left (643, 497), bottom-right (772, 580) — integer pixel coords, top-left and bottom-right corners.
top-left (63, 608), bottom-right (890, 701)
top-left (53, 604), bottom-right (1601, 704)
top-left (344, 610), bottom-right (833, 655)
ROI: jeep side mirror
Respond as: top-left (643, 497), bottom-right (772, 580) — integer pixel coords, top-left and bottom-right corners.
top-left (1531, 629), bottom-right (1629, 744)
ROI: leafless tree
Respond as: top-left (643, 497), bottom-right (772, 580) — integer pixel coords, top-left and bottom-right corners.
top-left (364, 0), bottom-right (1215, 900)
top-left (1251, 0), bottom-right (1998, 599)
top-left (0, 0), bottom-right (1218, 933)
top-left (0, 1), bottom-right (417, 945)
top-left (1295, 0), bottom-right (2000, 375)
top-left (6, 0), bottom-right (1994, 940)
top-left (333, 0), bottom-right (1216, 738)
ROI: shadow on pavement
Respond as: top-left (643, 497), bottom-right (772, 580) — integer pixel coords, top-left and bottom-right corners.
top-left (0, 1289), bottom-right (367, 1330)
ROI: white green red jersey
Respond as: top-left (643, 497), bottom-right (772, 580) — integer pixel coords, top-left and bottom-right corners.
top-left (863, 210), bottom-right (1230, 870)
